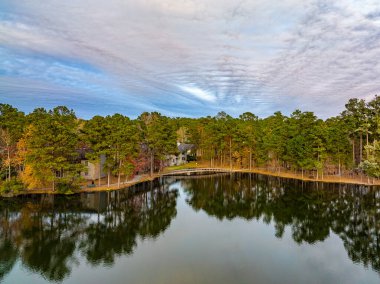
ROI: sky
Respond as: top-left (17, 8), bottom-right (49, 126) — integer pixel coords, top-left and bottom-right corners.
top-left (1, 0), bottom-right (380, 119)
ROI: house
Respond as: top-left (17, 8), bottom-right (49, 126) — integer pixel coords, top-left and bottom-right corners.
top-left (78, 148), bottom-right (107, 180)
top-left (167, 143), bottom-right (196, 166)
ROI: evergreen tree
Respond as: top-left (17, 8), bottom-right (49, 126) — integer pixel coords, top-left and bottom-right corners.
top-left (20, 107), bottom-right (82, 191)
top-left (138, 112), bottom-right (177, 176)
top-left (0, 104), bottom-right (25, 181)
top-left (81, 115), bottom-right (111, 186)
top-left (107, 114), bottom-right (140, 187)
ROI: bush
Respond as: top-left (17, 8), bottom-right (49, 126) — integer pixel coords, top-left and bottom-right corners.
top-left (360, 160), bottom-right (380, 178)
top-left (0, 179), bottom-right (25, 195)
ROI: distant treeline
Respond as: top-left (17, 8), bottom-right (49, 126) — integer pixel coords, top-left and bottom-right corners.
top-left (0, 96), bottom-right (379, 193)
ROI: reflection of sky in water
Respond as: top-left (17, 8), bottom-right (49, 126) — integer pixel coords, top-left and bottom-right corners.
top-left (4, 178), bottom-right (380, 284)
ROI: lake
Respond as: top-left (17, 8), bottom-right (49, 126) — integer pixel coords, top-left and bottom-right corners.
top-left (1, 173), bottom-right (379, 284)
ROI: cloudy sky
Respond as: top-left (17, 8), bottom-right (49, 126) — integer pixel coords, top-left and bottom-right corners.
top-left (1, 0), bottom-right (380, 118)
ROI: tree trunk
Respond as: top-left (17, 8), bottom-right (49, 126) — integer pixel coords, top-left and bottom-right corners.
top-left (352, 139), bottom-right (355, 166)
top-left (150, 151), bottom-right (154, 177)
top-left (249, 148), bottom-right (252, 171)
top-left (98, 161), bottom-right (101, 186)
top-left (7, 147), bottom-right (11, 181)
top-left (107, 170), bottom-right (110, 187)
top-left (366, 130), bottom-right (369, 159)
top-left (338, 158), bottom-right (341, 176)
top-left (117, 160), bottom-right (121, 188)
top-left (229, 137), bottom-right (232, 171)
top-left (359, 131), bottom-right (363, 162)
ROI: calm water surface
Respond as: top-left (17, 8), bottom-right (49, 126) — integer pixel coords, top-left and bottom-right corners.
top-left (1, 173), bottom-right (380, 284)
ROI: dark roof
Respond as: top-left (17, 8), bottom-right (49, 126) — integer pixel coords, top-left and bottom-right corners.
top-left (178, 143), bottom-right (195, 153)
top-left (76, 147), bottom-right (93, 160)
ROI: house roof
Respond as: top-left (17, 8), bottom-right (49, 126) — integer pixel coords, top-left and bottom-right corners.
top-left (77, 147), bottom-right (93, 160)
top-left (178, 143), bottom-right (195, 153)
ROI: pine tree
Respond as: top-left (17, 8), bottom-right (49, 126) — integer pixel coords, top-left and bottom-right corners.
top-left (138, 112), bottom-right (177, 176)
top-left (21, 107), bottom-right (82, 191)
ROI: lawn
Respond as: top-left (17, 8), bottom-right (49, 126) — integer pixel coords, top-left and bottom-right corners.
top-left (164, 161), bottom-right (200, 171)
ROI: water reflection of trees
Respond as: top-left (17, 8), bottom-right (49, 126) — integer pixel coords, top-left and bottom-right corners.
top-left (1, 174), bottom-right (379, 281)
top-left (182, 173), bottom-right (380, 273)
top-left (0, 179), bottom-right (178, 282)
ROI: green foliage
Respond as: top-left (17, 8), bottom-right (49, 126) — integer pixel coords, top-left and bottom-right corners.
top-left (0, 104), bottom-right (26, 181)
top-left (138, 112), bottom-right (177, 175)
top-left (0, 104), bottom-right (26, 143)
top-left (139, 112), bottom-right (177, 156)
top-left (325, 117), bottom-right (351, 167)
top-left (81, 115), bottom-right (110, 160)
top-left (106, 114), bottom-right (140, 183)
top-left (258, 111), bottom-right (287, 165)
top-left (0, 179), bottom-right (24, 194)
top-left (283, 111), bottom-right (326, 170)
top-left (360, 160), bottom-right (380, 178)
top-left (360, 140), bottom-right (380, 178)
top-left (56, 182), bottom-right (80, 194)
top-left (2, 95), bottom-right (380, 189)
top-left (21, 106), bottom-right (83, 190)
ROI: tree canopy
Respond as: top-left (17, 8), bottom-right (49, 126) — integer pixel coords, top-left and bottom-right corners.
top-left (1, 95), bottom-right (380, 193)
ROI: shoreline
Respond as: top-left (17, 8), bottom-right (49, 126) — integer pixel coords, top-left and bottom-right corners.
top-left (163, 163), bottom-right (380, 186)
top-left (238, 168), bottom-right (380, 186)
top-left (2, 167), bottom-right (379, 197)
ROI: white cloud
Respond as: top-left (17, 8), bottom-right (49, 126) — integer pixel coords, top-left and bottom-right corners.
top-left (179, 85), bottom-right (217, 102)
top-left (1, 0), bottom-right (380, 118)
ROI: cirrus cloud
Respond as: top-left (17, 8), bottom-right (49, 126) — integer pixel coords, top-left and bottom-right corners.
top-left (1, 0), bottom-right (380, 118)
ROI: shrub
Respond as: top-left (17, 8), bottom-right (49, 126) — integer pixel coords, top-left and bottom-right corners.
top-left (0, 179), bottom-right (25, 195)
top-left (360, 160), bottom-right (380, 179)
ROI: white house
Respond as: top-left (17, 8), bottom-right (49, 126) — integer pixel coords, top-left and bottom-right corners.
top-left (78, 149), bottom-right (107, 180)
top-left (167, 143), bottom-right (196, 166)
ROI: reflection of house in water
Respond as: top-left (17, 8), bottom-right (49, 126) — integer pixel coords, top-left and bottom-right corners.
top-left (40, 194), bottom-right (56, 206)
top-left (167, 143), bottom-right (196, 166)
top-left (78, 148), bottom-right (107, 180)
top-left (80, 192), bottom-right (108, 212)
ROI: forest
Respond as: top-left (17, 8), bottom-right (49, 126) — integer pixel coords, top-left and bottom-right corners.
top-left (0, 96), bottom-right (379, 194)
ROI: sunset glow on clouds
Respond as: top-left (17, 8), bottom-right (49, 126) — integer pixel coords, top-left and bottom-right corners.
top-left (1, 0), bottom-right (380, 118)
